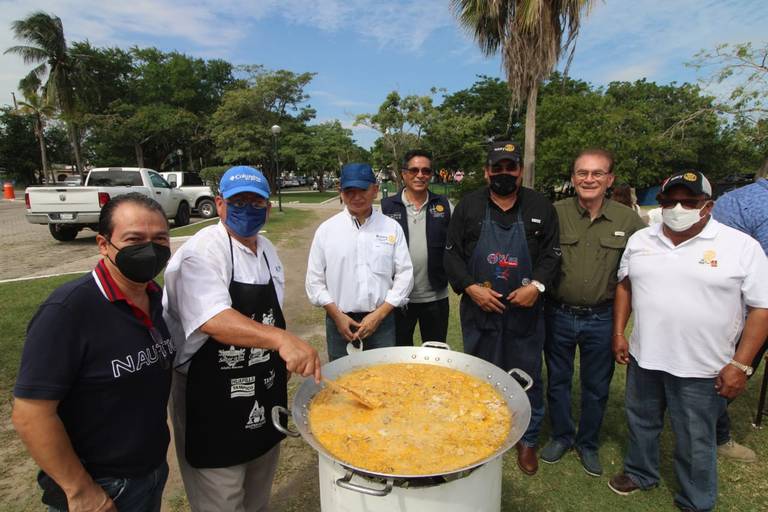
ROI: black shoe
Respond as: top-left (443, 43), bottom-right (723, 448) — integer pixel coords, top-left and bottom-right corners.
top-left (575, 447), bottom-right (603, 477)
top-left (540, 440), bottom-right (570, 464)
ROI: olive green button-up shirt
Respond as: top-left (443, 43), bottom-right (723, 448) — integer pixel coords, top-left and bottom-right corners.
top-left (552, 197), bottom-right (646, 306)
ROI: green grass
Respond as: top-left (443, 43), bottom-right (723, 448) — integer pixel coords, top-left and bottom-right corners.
top-left (170, 208), bottom-right (313, 239)
top-left (278, 191), bottom-right (338, 204)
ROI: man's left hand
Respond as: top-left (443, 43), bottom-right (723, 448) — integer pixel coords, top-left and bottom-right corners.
top-left (507, 284), bottom-right (539, 307)
top-left (715, 364), bottom-right (748, 399)
top-left (357, 310), bottom-right (385, 339)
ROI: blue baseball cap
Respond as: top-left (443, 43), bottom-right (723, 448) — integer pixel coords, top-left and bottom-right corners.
top-left (340, 163), bottom-right (376, 190)
top-left (219, 166), bottom-right (270, 199)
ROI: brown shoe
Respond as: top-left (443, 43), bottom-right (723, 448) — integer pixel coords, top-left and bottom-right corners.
top-left (516, 443), bottom-right (538, 475)
top-left (608, 473), bottom-right (641, 496)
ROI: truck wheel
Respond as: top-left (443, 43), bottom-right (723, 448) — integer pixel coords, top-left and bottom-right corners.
top-left (174, 202), bottom-right (191, 227)
top-left (49, 224), bottom-right (79, 241)
top-left (197, 199), bottom-right (217, 219)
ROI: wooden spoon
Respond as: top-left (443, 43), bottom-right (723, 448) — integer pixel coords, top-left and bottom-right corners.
top-left (322, 377), bottom-right (381, 409)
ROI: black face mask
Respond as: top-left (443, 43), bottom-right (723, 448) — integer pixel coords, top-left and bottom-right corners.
top-left (108, 240), bottom-right (171, 283)
top-left (489, 173), bottom-right (518, 196)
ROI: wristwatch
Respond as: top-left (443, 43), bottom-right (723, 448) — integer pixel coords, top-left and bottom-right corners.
top-left (728, 359), bottom-right (754, 376)
top-left (530, 280), bottom-right (546, 293)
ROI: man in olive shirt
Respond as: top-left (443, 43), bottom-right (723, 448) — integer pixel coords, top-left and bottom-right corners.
top-left (540, 149), bottom-right (645, 476)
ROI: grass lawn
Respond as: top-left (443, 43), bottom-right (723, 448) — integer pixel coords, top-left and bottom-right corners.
top-left (170, 207), bottom-right (312, 239)
top-left (278, 191), bottom-right (338, 204)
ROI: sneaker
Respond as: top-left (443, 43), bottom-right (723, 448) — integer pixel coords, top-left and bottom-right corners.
top-left (576, 447), bottom-right (603, 477)
top-left (608, 473), bottom-right (641, 496)
top-left (540, 440), bottom-right (571, 464)
top-left (717, 439), bottom-right (757, 462)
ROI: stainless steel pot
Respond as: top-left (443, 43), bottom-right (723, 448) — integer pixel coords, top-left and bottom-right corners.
top-left (272, 342), bottom-right (532, 488)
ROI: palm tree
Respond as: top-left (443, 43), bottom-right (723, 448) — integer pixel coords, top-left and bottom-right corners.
top-left (5, 11), bottom-right (85, 177)
top-left (452, 0), bottom-right (592, 187)
top-left (17, 75), bottom-right (56, 183)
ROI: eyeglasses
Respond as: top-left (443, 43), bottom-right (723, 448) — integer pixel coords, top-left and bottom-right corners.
top-left (490, 164), bottom-right (520, 174)
top-left (149, 327), bottom-right (172, 370)
top-left (658, 198), bottom-right (704, 209)
top-left (404, 167), bottom-right (433, 176)
top-left (574, 170), bottom-right (610, 179)
top-left (227, 199), bottom-right (268, 209)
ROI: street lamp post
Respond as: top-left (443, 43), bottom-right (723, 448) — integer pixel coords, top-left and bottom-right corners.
top-left (271, 124), bottom-right (282, 212)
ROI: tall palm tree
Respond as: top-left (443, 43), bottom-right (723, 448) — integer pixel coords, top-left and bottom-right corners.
top-left (452, 0), bottom-right (592, 187)
top-left (17, 75), bottom-right (56, 183)
top-left (5, 11), bottom-right (85, 177)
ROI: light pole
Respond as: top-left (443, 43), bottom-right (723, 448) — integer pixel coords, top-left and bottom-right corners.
top-left (271, 124), bottom-right (282, 212)
top-left (176, 148), bottom-right (183, 172)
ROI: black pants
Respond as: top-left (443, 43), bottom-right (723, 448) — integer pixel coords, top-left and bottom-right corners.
top-left (394, 298), bottom-right (449, 346)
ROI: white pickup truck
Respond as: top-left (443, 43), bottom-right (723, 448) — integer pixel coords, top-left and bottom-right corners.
top-left (160, 171), bottom-right (217, 219)
top-left (25, 167), bottom-right (191, 241)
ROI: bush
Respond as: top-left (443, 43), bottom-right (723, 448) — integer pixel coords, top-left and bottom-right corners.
top-left (199, 165), bottom-right (230, 195)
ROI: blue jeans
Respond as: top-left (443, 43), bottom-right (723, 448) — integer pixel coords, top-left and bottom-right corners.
top-left (325, 313), bottom-right (396, 361)
top-left (623, 358), bottom-right (725, 512)
top-left (49, 461), bottom-right (168, 512)
top-left (544, 304), bottom-right (614, 452)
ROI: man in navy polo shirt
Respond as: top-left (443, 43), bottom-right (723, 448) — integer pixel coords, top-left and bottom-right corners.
top-left (13, 193), bottom-right (175, 512)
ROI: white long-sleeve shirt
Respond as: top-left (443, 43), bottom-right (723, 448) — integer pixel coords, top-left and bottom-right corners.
top-left (306, 208), bottom-right (414, 312)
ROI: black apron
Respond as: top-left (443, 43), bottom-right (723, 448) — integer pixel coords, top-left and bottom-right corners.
top-left (185, 236), bottom-right (287, 468)
top-left (460, 205), bottom-right (543, 369)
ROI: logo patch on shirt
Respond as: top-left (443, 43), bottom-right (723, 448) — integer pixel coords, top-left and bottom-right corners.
top-left (248, 348), bottom-right (271, 366)
top-left (387, 212), bottom-right (403, 220)
top-left (218, 346), bottom-right (246, 370)
top-left (531, 218), bottom-right (542, 224)
top-left (230, 376), bottom-right (256, 398)
top-left (245, 399), bottom-right (266, 430)
top-left (376, 233), bottom-right (396, 245)
top-left (429, 204), bottom-right (446, 218)
top-left (264, 369), bottom-right (276, 390)
top-left (614, 231), bottom-right (625, 237)
top-left (699, 250), bottom-right (718, 267)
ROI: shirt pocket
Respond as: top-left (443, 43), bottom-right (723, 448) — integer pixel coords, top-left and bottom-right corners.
top-left (368, 243), bottom-right (394, 275)
top-left (599, 236), bottom-right (627, 268)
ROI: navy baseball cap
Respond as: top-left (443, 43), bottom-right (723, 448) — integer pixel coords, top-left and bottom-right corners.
top-left (340, 163), bottom-right (376, 190)
top-left (219, 166), bottom-right (270, 199)
top-left (660, 170), bottom-right (712, 197)
top-left (487, 141), bottom-right (522, 165)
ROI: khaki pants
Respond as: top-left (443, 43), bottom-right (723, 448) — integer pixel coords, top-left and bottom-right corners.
top-left (170, 371), bottom-right (280, 512)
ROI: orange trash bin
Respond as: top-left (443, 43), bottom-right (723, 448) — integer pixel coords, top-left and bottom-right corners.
top-left (3, 182), bottom-right (15, 200)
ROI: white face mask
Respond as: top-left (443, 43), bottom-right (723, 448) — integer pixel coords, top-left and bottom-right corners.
top-left (661, 203), bottom-right (705, 232)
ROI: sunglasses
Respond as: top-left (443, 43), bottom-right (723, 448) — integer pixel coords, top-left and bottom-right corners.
top-left (658, 198), bottom-right (705, 209)
top-left (149, 327), bottom-right (172, 370)
top-left (404, 167), bottom-right (433, 176)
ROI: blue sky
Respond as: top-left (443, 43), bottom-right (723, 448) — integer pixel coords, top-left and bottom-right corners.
top-left (1, 0), bottom-right (766, 149)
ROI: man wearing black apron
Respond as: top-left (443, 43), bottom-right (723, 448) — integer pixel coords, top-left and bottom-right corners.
top-left (163, 166), bottom-right (321, 511)
top-left (444, 142), bottom-right (560, 476)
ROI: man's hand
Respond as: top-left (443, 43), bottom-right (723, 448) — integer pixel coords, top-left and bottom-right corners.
top-left (331, 312), bottom-right (362, 342)
top-left (715, 364), bottom-right (748, 399)
top-left (276, 331), bottom-right (321, 383)
top-left (507, 284), bottom-right (539, 307)
top-left (357, 310), bottom-right (386, 340)
top-left (612, 333), bottom-right (630, 364)
top-left (67, 483), bottom-right (116, 512)
top-left (466, 284), bottom-right (505, 313)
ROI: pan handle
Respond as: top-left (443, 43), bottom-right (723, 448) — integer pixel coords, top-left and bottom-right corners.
top-left (271, 406), bottom-right (300, 438)
top-left (422, 341), bottom-right (450, 350)
top-left (335, 470), bottom-right (393, 497)
top-left (507, 368), bottom-right (533, 391)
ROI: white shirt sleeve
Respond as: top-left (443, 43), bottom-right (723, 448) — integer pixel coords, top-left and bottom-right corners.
top-left (385, 223), bottom-right (414, 307)
top-left (617, 233), bottom-right (635, 282)
top-left (305, 226), bottom-right (334, 307)
top-left (740, 238), bottom-right (768, 308)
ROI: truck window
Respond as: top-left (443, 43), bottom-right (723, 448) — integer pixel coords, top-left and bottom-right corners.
top-left (88, 170), bottom-right (143, 187)
top-left (184, 173), bottom-right (204, 186)
top-left (149, 172), bottom-right (171, 189)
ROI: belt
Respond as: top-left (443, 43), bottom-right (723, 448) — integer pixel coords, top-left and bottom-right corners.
top-left (551, 301), bottom-right (612, 316)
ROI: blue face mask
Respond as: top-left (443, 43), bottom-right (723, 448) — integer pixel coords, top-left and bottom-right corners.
top-left (225, 203), bottom-right (267, 237)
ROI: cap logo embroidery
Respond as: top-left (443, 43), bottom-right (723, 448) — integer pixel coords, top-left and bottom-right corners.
top-left (683, 172), bottom-right (697, 182)
top-left (504, 144), bottom-right (516, 152)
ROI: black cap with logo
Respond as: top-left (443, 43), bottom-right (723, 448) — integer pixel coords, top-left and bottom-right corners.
top-left (487, 141), bottom-right (522, 166)
top-left (660, 170), bottom-right (713, 197)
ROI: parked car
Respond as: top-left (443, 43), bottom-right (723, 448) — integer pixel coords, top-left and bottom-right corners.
top-left (160, 171), bottom-right (217, 219)
top-left (25, 167), bottom-right (189, 241)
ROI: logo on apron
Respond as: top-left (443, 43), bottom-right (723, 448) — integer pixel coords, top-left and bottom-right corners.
top-left (261, 308), bottom-right (276, 326)
top-left (218, 346), bottom-right (246, 370)
top-left (230, 376), bottom-right (256, 398)
top-left (264, 369), bottom-right (276, 389)
top-left (248, 348), bottom-right (271, 366)
top-left (245, 399), bottom-right (266, 430)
